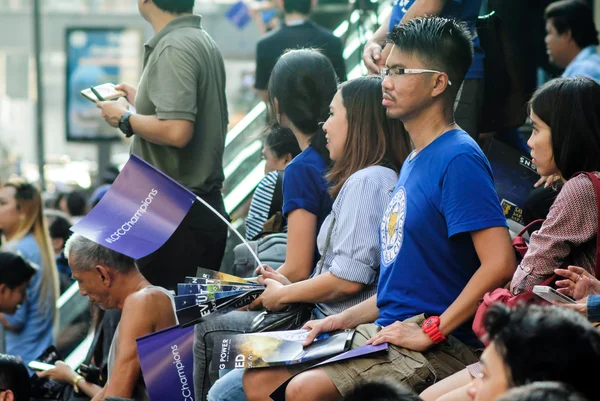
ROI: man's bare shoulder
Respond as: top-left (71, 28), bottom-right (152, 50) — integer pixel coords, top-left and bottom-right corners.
top-left (123, 286), bottom-right (172, 311)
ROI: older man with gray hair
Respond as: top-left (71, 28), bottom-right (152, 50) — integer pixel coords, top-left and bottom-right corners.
top-left (65, 234), bottom-right (177, 401)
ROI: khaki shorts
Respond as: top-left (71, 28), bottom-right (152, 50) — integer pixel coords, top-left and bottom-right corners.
top-left (290, 315), bottom-right (480, 396)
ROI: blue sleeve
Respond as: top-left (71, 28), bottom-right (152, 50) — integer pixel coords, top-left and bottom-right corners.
top-left (441, 152), bottom-right (508, 237)
top-left (587, 295), bottom-right (600, 322)
top-left (282, 162), bottom-right (324, 217)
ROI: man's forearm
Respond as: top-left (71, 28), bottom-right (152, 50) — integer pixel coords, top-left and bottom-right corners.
top-left (129, 114), bottom-right (193, 148)
top-left (341, 294), bottom-right (379, 328)
top-left (400, 0), bottom-right (447, 23)
top-left (439, 262), bottom-right (515, 336)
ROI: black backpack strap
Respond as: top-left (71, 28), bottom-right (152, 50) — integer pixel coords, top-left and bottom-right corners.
top-left (268, 170), bottom-right (284, 219)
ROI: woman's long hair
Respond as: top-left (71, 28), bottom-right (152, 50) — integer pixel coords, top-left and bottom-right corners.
top-left (3, 179), bottom-right (59, 319)
top-left (327, 76), bottom-right (412, 198)
top-left (267, 49), bottom-right (338, 165)
top-left (529, 77), bottom-right (600, 179)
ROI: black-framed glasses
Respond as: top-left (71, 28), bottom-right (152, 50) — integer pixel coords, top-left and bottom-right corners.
top-left (380, 67), bottom-right (452, 86)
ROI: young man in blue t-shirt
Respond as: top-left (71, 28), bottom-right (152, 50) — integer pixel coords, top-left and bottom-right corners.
top-left (242, 17), bottom-right (516, 401)
top-left (362, 0), bottom-right (484, 139)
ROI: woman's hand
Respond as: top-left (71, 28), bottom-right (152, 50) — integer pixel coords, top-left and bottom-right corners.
top-left (37, 361), bottom-right (78, 384)
top-left (534, 174), bottom-right (561, 188)
top-left (255, 265), bottom-right (292, 286)
top-left (555, 296), bottom-right (588, 317)
top-left (555, 265), bottom-right (600, 300)
top-left (258, 279), bottom-right (288, 312)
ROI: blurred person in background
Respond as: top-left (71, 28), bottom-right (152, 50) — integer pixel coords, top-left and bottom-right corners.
top-left (254, 0), bottom-right (347, 104)
top-left (0, 252), bottom-right (36, 314)
top-left (45, 211), bottom-right (73, 293)
top-left (245, 125), bottom-right (301, 240)
top-left (0, 179), bottom-right (59, 368)
top-left (545, 0), bottom-right (600, 83)
top-left (56, 191), bottom-right (87, 225)
top-left (0, 354), bottom-right (31, 401)
top-left (96, 0), bottom-right (230, 290)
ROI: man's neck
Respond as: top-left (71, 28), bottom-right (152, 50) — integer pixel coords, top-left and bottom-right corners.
top-left (284, 12), bottom-right (309, 25)
top-left (403, 104), bottom-right (455, 151)
top-left (150, 11), bottom-right (192, 35)
top-left (564, 45), bottom-right (585, 68)
top-left (115, 271), bottom-right (151, 310)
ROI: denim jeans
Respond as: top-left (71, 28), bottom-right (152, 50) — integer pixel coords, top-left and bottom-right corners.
top-left (207, 369), bottom-right (246, 401)
top-left (193, 311), bottom-right (261, 401)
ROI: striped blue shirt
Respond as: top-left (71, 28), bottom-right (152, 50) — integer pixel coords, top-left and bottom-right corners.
top-left (563, 46), bottom-right (600, 83)
top-left (314, 165), bottom-right (398, 316)
top-left (246, 171), bottom-right (281, 240)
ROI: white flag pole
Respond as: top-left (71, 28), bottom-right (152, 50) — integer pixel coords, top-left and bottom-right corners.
top-left (195, 196), bottom-right (263, 268)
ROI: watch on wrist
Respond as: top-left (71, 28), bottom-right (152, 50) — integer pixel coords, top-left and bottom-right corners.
top-left (118, 111), bottom-right (134, 137)
top-left (72, 375), bottom-right (84, 394)
top-left (422, 316), bottom-right (447, 344)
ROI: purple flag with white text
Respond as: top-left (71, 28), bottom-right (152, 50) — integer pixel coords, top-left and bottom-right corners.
top-left (137, 325), bottom-right (196, 401)
top-left (71, 154), bottom-right (196, 259)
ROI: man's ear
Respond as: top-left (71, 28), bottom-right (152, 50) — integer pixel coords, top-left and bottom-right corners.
top-left (431, 73), bottom-right (450, 99)
top-left (95, 265), bottom-right (112, 287)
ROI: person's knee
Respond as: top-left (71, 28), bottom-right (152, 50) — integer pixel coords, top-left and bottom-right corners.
top-left (243, 369), bottom-right (263, 401)
top-left (285, 370), bottom-right (338, 401)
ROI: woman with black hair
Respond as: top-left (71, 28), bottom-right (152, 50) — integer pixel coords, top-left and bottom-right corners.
top-left (193, 48), bottom-right (339, 401)
top-left (422, 76), bottom-right (600, 401)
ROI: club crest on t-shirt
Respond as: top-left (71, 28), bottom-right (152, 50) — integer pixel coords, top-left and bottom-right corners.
top-left (380, 187), bottom-right (406, 266)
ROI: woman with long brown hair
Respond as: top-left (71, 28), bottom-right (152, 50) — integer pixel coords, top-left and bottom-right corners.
top-left (206, 75), bottom-right (412, 401)
top-left (0, 179), bottom-right (59, 366)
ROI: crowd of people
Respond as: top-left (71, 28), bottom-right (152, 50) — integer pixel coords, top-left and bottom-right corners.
top-left (1, 0), bottom-right (600, 401)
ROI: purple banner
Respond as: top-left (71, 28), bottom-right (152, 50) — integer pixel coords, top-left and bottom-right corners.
top-left (71, 154), bottom-right (195, 259)
top-left (137, 325), bottom-right (196, 401)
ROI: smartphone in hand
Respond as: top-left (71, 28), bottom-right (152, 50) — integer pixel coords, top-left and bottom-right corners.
top-left (81, 83), bottom-right (126, 103)
top-left (28, 361), bottom-right (55, 371)
top-left (533, 285), bottom-right (576, 304)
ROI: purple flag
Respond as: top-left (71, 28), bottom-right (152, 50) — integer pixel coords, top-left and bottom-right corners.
top-left (269, 343), bottom-right (388, 401)
top-left (137, 325), bottom-right (196, 401)
top-left (71, 154), bottom-right (196, 259)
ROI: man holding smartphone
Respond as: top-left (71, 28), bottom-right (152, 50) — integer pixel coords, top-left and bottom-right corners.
top-left (97, 0), bottom-right (229, 290)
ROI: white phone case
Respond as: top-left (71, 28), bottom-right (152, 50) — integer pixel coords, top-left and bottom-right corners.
top-left (533, 285), bottom-right (576, 304)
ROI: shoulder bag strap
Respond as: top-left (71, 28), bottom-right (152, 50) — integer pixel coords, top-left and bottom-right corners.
top-left (576, 172), bottom-right (600, 278)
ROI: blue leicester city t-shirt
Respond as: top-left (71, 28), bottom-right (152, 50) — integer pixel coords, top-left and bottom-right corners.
top-left (376, 129), bottom-right (506, 346)
top-left (388, 0), bottom-right (484, 79)
top-left (282, 145), bottom-right (333, 262)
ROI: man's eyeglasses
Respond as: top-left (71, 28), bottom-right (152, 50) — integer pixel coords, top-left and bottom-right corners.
top-left (380, 67), bottom-right (452, 86)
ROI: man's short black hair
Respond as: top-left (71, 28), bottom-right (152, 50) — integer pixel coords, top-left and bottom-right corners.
top-left (283, 0), bottom-right (312, 15)
top-left (545, 0), bottom-right (599, 49)
top-left (0, 252), bottom-right (36, 289)
top-left (484, 304), bottom-right (600, 399)
top-left (48, 214), bottom-right (72, 243)
top-left (153, 0), bottom-right (194, 14)
top-left (343, 380), bottom-right (421, 401)
top-left (386, 16), bottom-right (473, 100)
top-left (0, 354), bottom-right (30, 401)
top-left (66, 191), bottom-right (87, 217)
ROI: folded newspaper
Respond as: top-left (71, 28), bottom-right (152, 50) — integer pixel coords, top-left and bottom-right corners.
top-left (212, 329), bottom-right (355, 370)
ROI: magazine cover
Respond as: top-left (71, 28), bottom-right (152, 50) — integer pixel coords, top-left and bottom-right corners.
top-left (177, 283), bottom-right (261, 295)
top-left (177, 288), bottom-right (264, 327)
top-left (212, 329), bottom-right (355, 370)
top-left (174, 290), bottom-right (251, 310)
top-left (186, 268), bottom-right (256, 284)
top-left (483, 138), bottom-right (539, 225)
top-left (269, 343), bottom-right (389, 401)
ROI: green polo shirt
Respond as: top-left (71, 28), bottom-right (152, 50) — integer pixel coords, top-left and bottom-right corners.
top-left (132, 15), bottom-right (228, 196)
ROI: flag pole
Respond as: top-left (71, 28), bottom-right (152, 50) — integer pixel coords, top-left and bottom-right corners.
top-left (195, 196), bottom-right (263, 268)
